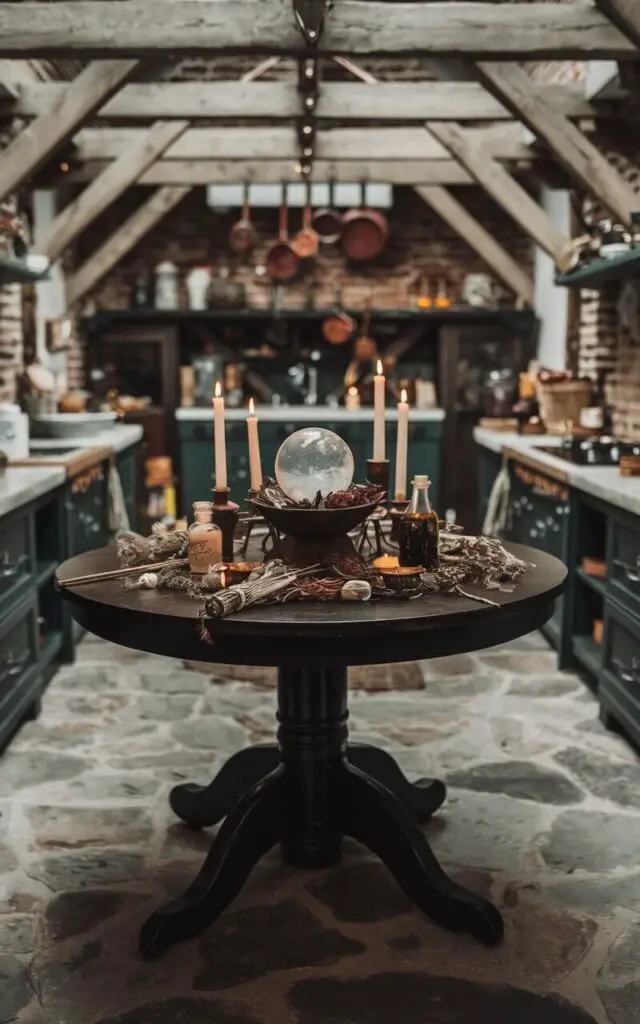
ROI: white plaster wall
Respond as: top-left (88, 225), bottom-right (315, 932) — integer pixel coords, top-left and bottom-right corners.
top-left (33, 190), bottom-right (66, 364)
top-left (533, 188), bottom-right (571, 371)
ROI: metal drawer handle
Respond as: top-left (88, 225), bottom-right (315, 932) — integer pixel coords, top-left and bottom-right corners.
top-left (614, 557), bottom-right (640, 584)
top-left (0, 552), bottom-right (28, 579)
top-left (613, 656), bottom-right (640, 686)
top-left (0, 649), bottom-right (30, 688)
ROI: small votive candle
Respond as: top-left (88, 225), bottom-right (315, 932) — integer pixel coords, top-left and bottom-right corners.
top-left (373, 554), bottom-right (399, 569)
top-left (224, 562), bottom-right (261, 586)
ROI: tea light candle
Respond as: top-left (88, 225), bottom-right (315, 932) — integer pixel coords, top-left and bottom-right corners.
top-left (394, 388), bottom-right (409, 500)
top-left (213, 381), bottom-right (227, 489)
top-left (345, 386), bottom-right (360, 411)
top-left (373, 359), bottom-right (386, 460)
top-left (247, 398), bottom-right (263, 491)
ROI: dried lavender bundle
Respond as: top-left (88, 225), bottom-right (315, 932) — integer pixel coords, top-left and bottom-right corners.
top-left (118, 524), bottom-right (188, 568)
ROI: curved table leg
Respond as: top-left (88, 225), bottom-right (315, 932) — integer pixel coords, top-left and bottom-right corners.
top-left (170, 744), bottom-right (279, 829)
top-left (348, 743), bottom-right (446, 823)
top-left (140, 765), bottom-right (286, 959)
top-left (330, 762), bottom-right (503, 946)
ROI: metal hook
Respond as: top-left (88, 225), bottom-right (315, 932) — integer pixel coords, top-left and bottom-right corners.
top-left (292, 0), bottom-right (328, 46)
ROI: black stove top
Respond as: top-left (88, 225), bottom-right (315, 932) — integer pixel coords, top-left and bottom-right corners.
top-left (539, 438), bottom-right (640, 466)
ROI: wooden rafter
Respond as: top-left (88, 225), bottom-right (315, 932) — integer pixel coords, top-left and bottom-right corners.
top-left (0, 59), bottom-right (138, 201)
top-left (593, 1), bottom-right (640, 48)
top-left (427, 122), bottom-right (571, 265)
top-left (39, 120), bottom-right (189, 262)
top-left (72, 159), bottom-right (478, 186)
top-left (0, 2), bottom-right (632, 59)
top-left (71, 124), bottom-right (531, 163)
top-left (416, 186), bottom-right (533, 304)
top-left (476, 62), bottom-right (639, 226)
top-left (66, 187), bottom-right (189, 308)
top-left (0, 80), bottom-right (593, 122)
top-left (0, 59), bottom-right (43, 97)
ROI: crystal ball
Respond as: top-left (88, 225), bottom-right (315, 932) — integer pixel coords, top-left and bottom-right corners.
top-left (275, 427), bottom-right (354, 503)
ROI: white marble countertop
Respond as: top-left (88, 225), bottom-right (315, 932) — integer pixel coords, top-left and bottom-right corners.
top-left (176, 406), bottom-right (445, 423)
top-left (474, 427), bottom-right (640, 518)
top-left (31, 423), bottom-right (144, 453)
top-left (0, 465), bottom-right (65, 518)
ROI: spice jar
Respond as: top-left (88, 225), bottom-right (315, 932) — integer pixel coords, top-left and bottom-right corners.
top-left (188, 501), bottom-right (222, 574)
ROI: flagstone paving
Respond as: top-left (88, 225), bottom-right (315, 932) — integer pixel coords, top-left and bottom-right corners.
top-left (0, 630), bottom-right (639, 1023)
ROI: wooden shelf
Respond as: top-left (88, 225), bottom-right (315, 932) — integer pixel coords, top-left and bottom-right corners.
top-left (576, 566), bottom-right (607, 597)
top-left (83, 306), bottom-right (537, 337)
top-left (572, 635), bottom-right (602, 678)
top-left (555, 247), bottom-right (640, 289)
top-left (0, 255), bottom-right (49, 284)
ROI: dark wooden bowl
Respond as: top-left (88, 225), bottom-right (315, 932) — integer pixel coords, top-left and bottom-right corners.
top-left (250, 500), bottom-right (378, 540)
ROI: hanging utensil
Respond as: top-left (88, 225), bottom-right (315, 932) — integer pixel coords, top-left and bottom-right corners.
top-left (312, 177), bottom-right (342, 244)
top-left (353, 296), bottom-right (377, 364)
top-left (266, 183), bottom-right (300, 282)
top-left (342, 181), bottom-right (389, 262)
top-left (322, 279), bottom-right (355, 345)
top-left (228, 180), bottom-right (255, 255)
top-left (291, 178), bottom-right (319, 260)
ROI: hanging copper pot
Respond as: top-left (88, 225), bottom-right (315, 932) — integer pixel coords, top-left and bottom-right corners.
top-left (228, 180), bottom-right (255, 255)
top-left (291, 179), bottom-right (319, 260)
top-left (265, 185), bottom-right (300, 283)
top-left (312, 178), bottom-right (342, 244)
top-left (342, 181), bottom-right (388, 262)
top-left (322, 280), bottom-right (355, 345)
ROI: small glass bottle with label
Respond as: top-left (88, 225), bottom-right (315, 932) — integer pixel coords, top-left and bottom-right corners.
top-left (188, 501), bottom-right (223, 574)
top-left (398, 475), bottom-right (439, 570)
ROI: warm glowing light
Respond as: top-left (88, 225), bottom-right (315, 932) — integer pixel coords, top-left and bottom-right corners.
top-left (376, 359), bottom-right (383, 375)
top-left (214, 381), bottom-right (222, 399)
top-left (373, 554), bottom-right (399, 569)
top-left (220, 570), bottom-right (226, 589)
top-left (248, 397), bottom-right (255, 415)
top-left (348, 386), bottom-right (358, 396)
top-left (401, 388), bottom-right (408, 403)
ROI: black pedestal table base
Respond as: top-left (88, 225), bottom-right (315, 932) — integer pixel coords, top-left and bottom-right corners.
top-left (140, 666), bottom-right (503, 959)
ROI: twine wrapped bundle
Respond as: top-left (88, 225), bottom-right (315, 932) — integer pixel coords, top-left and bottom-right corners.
top-left (118, 524), bottom-right (188, 568)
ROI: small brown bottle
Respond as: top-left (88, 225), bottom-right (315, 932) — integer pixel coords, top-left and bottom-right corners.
top-left (188, 501), bottom-right (222, 574)
top-left (398, 475), bottom-right (439, 570)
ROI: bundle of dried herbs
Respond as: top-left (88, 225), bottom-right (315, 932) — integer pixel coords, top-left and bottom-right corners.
top-left (254, 478), bottom-right (385, 510)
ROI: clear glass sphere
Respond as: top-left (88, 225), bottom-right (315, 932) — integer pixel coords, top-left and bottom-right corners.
top-left (275, 427), bottom-right (354, 503)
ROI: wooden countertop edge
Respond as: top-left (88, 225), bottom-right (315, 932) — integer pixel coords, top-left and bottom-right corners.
top-left (502, 445), bottom-right (569, 484)
top-left (10, 446), bottom-right (114, 478)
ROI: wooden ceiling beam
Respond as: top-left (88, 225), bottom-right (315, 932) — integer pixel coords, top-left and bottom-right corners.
top-left (0, 59), bottom-right (138, 201)
top-left (0, 2), bottom-right (632, 59)
top-left (416, 186), bottom-right (533, 304)
top-left (0, 80), bottom-right (594, 122)
top-left (428, 121), bottom-right (571, 265)
top-left (66, 186), bottom-right (189, 308)
top-left (592, 1), bottom-right (640, 48)
top-left (40, 120), bottom-right (189, 262)
top-left (71, 159), bottom-right (478, 186)
top-left (476, 62), bottom-right (639, 226)
top-left (72, 124), bottom-right (531, 163)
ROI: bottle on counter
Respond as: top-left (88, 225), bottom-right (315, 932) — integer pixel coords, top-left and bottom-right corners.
top-left (398, 475), bottom-right (439, 571)
top-left (188, 501), bottom-right (223, 574)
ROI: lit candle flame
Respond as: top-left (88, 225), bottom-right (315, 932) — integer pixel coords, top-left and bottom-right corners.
top-left (248, 397), bottom-right (255, 416)
top-left (220, 569), bottom-right (226, 589)
top-left (214, 381), bottom-right (222, 399)
top-left (376, 359), bottom-right (383, 376)
top-left (401, 388), bottom-right (407, 403)
top-left (348, 386), bottom-right (358, 396)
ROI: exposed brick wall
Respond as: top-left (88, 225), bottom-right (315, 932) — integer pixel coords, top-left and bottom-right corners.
top-left (0, 121), bottom-right (25, 403)
top-left (67, 184), bottom-right (534, 387)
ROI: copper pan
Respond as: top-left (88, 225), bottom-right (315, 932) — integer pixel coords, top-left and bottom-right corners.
top-left (342, 182), bottom-right (388, 262)
top-left (266, 185), bottom-right (300, 282)
top-left (291, 179), bottom-right (319, 260)
top-left (312, 178), bottom-right (342, 244)
top-left (228, 180), bottom-right (255, 255)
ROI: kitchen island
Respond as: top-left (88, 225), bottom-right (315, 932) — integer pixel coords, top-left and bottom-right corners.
top-left (475, 427), bottom-right (640, 749)
top-left (177, 406), bottom-right (445, 512)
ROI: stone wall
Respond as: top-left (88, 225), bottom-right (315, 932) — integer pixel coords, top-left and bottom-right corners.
top-left (66, 184), bottom-right (534, 388)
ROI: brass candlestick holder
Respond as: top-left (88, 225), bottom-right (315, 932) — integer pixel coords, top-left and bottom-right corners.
top-left (211, 487), bottom-right (240, 563)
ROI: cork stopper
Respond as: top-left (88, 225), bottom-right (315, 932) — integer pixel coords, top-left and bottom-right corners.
top-left (192, 501), bottom-right (213, 524)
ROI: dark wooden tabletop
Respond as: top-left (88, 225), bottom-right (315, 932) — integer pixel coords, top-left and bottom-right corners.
top-left (56, 544), bottom-right (566, 668)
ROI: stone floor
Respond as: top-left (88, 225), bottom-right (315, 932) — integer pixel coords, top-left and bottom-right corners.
top-left (1, 631), bottom-right (640, 1024)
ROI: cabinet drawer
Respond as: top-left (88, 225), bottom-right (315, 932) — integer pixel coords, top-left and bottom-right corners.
top-left (0, 511), bottom-right (33, 619)
top-left (603, 598), bottom-right (640, 699)
top-left (0, 597), bottom-right (37, 715)
top-left (609, 516), bottom-right (640, 617)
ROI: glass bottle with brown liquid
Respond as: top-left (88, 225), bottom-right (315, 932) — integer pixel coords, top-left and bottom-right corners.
top-left (398, 475), bottom-right (439, 570)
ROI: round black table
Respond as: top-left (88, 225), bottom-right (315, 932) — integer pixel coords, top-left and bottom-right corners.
top-left (57, 543), bottom-right (566, 960)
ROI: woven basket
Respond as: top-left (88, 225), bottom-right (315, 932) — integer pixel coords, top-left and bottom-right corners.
top-left (536, 379), bottom-right (593, 435)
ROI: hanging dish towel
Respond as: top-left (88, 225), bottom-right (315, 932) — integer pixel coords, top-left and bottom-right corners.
top-left (482, 457), bottom-right (510, 538)
top-left (107, 460), bottom-right (130, 536)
